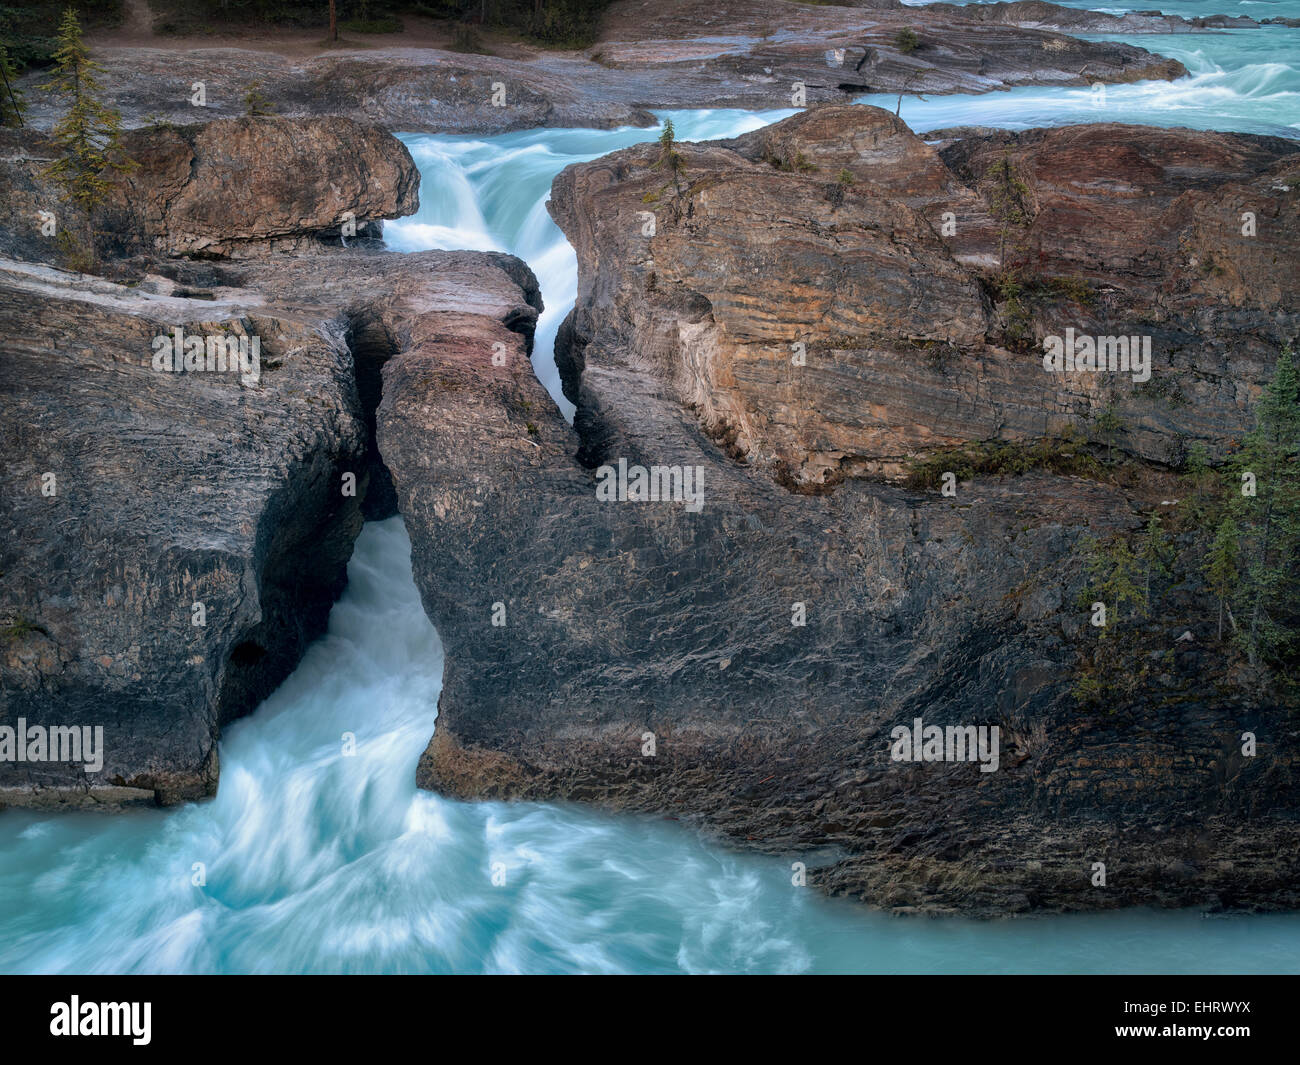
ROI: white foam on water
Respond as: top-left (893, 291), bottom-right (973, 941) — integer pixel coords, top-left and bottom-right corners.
top-left (386, 109), bottom-right (793, 420)
top-left (3, 87), bottom-right (1300, 974)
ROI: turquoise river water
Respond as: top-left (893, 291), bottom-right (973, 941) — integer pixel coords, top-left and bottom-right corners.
top-left (1, 4), bottom-right (1297, 973)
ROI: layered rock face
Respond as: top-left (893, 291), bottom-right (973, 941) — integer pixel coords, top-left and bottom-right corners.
top-left (395, 106), bottom-right (1300, 914)
top-left (6, 66), bottom-right (1296, 911)
top-left (0, 259), bottom-right (368, 805)
top-left (550, 106), bottom-right (1300, 484)
top-left (107, 116), bottom-right (419, 258)
top-left (0, 114), bottom-right (540, 808)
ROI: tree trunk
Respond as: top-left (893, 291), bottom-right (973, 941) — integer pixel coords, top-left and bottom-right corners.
top-left (329, 0), bottom-right (337, 41)
top-left (0, 60), bottom-right (22, 128)
top-left (1246, 435), bottom-right (1281, 663)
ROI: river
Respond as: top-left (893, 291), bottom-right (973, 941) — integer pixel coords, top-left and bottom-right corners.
top-left (2, 5), bottom-right (1297, 974)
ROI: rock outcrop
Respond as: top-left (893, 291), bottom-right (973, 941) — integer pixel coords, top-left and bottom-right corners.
top-left (1, 116), bottom-right (418, 265)
top-left (7, 57), bottom-right (1298, 913)
top-left (549, 106), bottom-right (1300, 484)
top-left (109, 116), bottom-right (418, 258)
top-left (0, 113), bottom-right (538, 808)
top-left (592, 0), bottom-right (1187, 100)
top-left (389, 106), bottom-right (1300, 915)
top-left (0, 258), bottom-right (368, 805)
top-left (920, 0), bottom-right (1261, 33)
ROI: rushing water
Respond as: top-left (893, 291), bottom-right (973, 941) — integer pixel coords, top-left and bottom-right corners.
top-left (905, 0), bottom-right (1300, 17)
top-left (384, 110), bottom-right (794, 416)
top-left (2, 12), bottom-right (1299, 974)
top-left (875, 26), bottom-right (1300, 136)
top-left (894, 0), bottom-right (1300, 134)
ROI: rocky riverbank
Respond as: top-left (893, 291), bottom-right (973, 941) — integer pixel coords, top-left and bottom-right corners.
top-left (550, 106), bottom-right (1300, 482)
top-left (10, 0), bottom-right (1197, 134)
top-left (394, 105), bottom-right (1300, 915)
top-left (0, 116), bottom-right (539, 807)
top-left (3, 8), bottom-right (1298, 914)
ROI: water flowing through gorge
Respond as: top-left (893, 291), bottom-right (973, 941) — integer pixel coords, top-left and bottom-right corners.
top-left (3, 11), bottom-right (1300, 973)
top-left (384, 110), bottom-right (797, 416)
top-left (5, 524), bottom-right (1299, 974)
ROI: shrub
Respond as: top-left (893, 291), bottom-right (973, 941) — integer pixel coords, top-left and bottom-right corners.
top-left (894, 27), bottom-right (920, 54)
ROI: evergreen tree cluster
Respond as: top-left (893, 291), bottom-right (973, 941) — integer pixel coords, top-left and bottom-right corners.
top-left (42, 7), bottom-right (133, 215)
top-left (0, 2), bottom-right (121, 77)
top-left (6, 8), bottom-right (136, 268)
top-left (1080, 348), bottom-right (1300, 698)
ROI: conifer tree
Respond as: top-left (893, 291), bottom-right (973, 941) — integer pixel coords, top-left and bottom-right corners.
top-left (1183, 440), bottom-right (1212, 523)
top-left (42, 8), bottom-right (135, 261)
top-left (986, 153), bottom-right (1032, 270)
top-left (1086, 536), bottom-right (1144, 632)
top-left (654, 117), bottom-right (685, 193)
top-left (1204, 515), bottom-right (1239, 642)
top-left (1093, 402), bottom-right (1124, 467)
top-left (1232, 347), bottom-right (1300, 667)
top-left (0, 41), bottom-right (23, 128)
top-left (1137, 513), bottom-right (1170, 613)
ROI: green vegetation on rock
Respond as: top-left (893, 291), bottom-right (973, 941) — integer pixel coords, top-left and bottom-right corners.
top-left (1074, 347), bottom-right (1300, 707)
top-left (41, 8), bottom-right (136, 269)
top-left (894, 27), bottom-right (920, 54)
top-left (905, 427), bottom-right (1101, 490)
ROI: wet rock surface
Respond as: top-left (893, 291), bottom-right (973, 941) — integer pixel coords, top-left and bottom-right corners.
top-left (920, 0), bottom-right (1263, 33)
top-left (4, 46), bottom-right (1298, 911)
top-left (0, 115), bottom-right (537, 808)
top-left (387, 106), bottom-right (1300, 915)
top-left (0, 258), bottom-right (368, 805)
